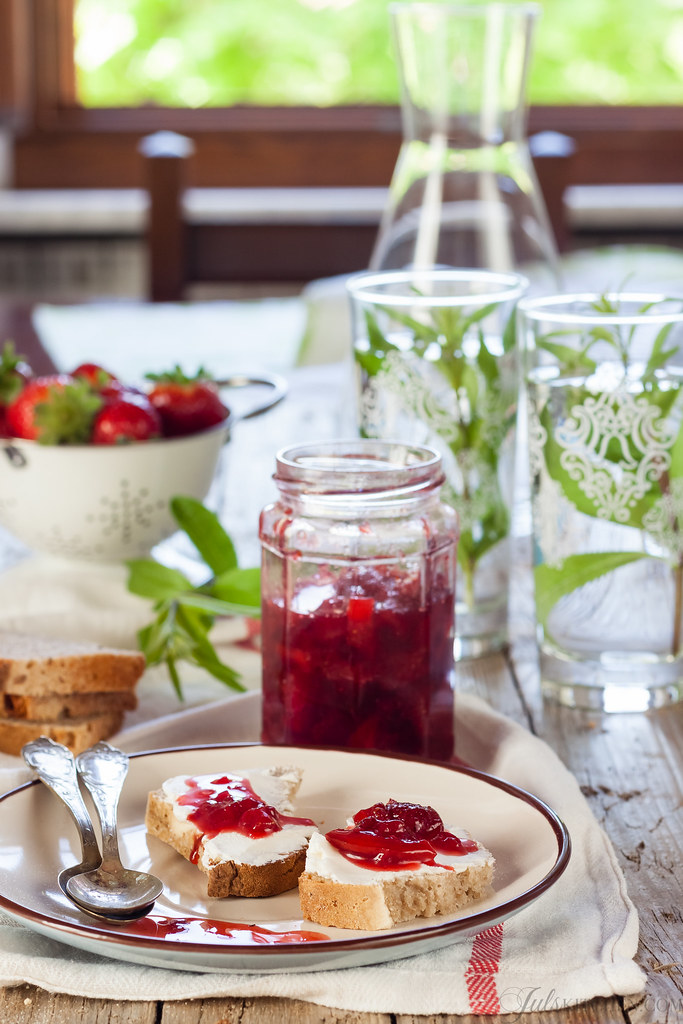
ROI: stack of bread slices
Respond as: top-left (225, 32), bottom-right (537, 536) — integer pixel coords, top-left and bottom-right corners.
top-left (0, 631), bottom-right (145, 756)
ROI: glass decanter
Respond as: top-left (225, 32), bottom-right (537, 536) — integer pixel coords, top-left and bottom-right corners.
top-left (371, 2), bottom-right (559, 288)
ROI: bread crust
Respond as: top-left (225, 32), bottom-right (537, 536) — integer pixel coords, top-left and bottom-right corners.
top-left (0, 633), bottom-right (143, 756)
top-left (1, 690), bottom-right (137, 720)
top-left (0, 632), bottom-right (145, 695)
top-left (298, 858), bottom-right (494, 930)
top-left (145, 786), bottom-right (309, 898)
top-left (0, 711), bottom-right (125, 757)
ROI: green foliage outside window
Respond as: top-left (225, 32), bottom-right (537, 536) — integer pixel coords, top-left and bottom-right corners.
top-left (75, 0), bottom-right (683, 108)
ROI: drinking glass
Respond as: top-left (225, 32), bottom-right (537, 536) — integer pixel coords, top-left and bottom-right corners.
top-left (348, 268), bottom-right (527, 658)
top-left (520, 292), bottom-right (683, 711)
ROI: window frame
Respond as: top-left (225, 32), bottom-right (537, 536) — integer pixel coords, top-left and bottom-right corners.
top-left (6, 0), bottom-right (683, 191)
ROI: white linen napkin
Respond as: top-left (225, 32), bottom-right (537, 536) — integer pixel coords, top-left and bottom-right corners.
top-left (0, 687), bottom-right (645, 1013)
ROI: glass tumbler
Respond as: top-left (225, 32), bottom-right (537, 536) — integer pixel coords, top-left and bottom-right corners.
top-left (520, 292), bottom-right (683, 711)
top-left (348, 268), bottom-right (527, 659)
top-left (259, 440), bottom-right (458, 759)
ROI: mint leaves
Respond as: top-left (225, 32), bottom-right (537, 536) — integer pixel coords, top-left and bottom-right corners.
top-left (531, 294), bottom-right (683, 642)
top-left (0, 342), bottom-right (28, 405)
top-left (533, 552), bottom-right (652, 630)
top-left (126, 497), bottom-right (260, 698)
top-left (169, 496), bottom-right (238, 575)
top-left (356, 300), bottom-right (517, 608)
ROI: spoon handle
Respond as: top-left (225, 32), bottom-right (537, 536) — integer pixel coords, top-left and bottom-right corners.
top-left (76, 742), bottom-right (128, 870)
top-left (22, 737), bottom-right (101, 870)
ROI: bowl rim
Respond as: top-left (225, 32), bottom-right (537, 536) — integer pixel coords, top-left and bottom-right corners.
top-left (0, 411), bottom-right (233, 453)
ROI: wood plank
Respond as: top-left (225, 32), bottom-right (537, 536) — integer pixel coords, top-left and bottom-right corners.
top-left (0, 987), bottom-right (636, 1024)
top-left (513, 641), bottom-right (683, 1020)
top-left (0, 0), bottom-right (32, 128)
top-left (187, 222), bottom-right (377, 286)
top-left (0, 984), bottom-right (158, 1022)
top-left (161, 997), bottom-right (392, 1023)
top-left (13, 109), bottom-right (683, 190)
top-left (455, 650), bottom-right (532, 730)
top-left (397, 1002), bottom-right (626, 1024)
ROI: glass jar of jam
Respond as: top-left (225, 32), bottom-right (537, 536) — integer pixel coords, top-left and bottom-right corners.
top-left (259, 440), bottom-right (458, 760)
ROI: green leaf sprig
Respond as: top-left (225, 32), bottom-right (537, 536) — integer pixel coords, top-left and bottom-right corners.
top-left (0, 341), bottom-right (28, 405)
top-left (126, 496), bottom-right (261, 698)
top-left (356, 296), bottom-right (517, 609)
top-left (533, 552), bottom-right (651, 630)
top-left (532, 291), bottom-right (683, 647)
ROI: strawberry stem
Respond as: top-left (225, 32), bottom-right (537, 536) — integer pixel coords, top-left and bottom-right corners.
top-left (144, 364), bottom-right (214, 385)
top-left (0, 342), bottom-right (27, 405)
top-left (34, 380), bottom-right (103, 444)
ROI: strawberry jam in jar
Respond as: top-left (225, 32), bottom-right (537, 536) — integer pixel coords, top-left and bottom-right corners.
top-left (259, 441), bottom-right (458, 760)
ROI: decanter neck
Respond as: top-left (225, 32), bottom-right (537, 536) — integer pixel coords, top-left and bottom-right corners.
top-left (392, 3), bottom-right (537, 147)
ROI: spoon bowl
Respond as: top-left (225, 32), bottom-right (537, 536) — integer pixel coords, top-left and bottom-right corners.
top-left (66, 867), bottom-right (162, 918)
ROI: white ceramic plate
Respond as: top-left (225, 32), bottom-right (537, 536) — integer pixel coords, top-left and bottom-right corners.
top-left (0, 744), bottom-right (570, 973)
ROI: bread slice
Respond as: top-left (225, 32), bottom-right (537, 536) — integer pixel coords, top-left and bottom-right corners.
top-left (0, 710), bottom-right (125, 757)
top-left (0, 632), bottom-right (145, 696)
top-left (1, 690), bottom-right (137, 721)
top-left (299, 824), bottom-right (494, 931)
top-left (145, 766), bottom-right (316, 898)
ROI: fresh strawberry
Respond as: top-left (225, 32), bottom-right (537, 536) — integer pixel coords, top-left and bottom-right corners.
top-left (145, 366), bottom-right (229, 437)
top-left (72, 362), bottom-right (117, 389)
top-left (0, 343), bottom-right (33, 435)
top-left (5, 375), bottom-right (102, 444)
top-left (73, 363), bottom-right (153, 408)
top-left (91, 394), bottom-right (162, 445)
top-left (100, 380), bottom-right (147, 404)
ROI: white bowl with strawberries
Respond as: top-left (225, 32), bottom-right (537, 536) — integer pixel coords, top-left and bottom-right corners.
top-left (0, 346), bottom-right (286, 562)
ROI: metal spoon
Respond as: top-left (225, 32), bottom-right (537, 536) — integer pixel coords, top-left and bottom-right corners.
top-left (21, 737), bottom-right (104, 904)
top-left (21, 737), bottom-right (162, 920)
top-left (66, 741), bottom-right (163, 919)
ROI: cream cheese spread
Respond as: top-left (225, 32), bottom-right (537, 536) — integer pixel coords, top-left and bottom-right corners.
top-left (161, 767), bottom-right (316, 869)
top-left (304, 828), bottom-right (494, 885)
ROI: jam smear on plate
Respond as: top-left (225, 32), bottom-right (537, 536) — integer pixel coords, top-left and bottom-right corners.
top-left (325, 799), bottom-right (479, 871)
top-left (127, 916), bottom-right (329, 944)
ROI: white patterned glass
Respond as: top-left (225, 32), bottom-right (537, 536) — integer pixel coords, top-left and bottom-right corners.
top-left (348, 268), bottom-right (527, 659)
top-left (520, 293), bottom-right (683, 711)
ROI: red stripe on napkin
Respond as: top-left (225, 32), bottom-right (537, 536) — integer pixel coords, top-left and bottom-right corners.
top-left (465, 923), bottom-right (504, 1014)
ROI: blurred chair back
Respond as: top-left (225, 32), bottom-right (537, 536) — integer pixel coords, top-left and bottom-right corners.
top-left (139, 130), bottom-right (575, 303)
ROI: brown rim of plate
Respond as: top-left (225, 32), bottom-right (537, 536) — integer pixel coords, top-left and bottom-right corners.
top-left (0, 742), bottom-right (572, 956)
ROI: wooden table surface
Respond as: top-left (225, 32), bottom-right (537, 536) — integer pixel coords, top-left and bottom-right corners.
top-left (0, 300), bottom-right (682, 1024)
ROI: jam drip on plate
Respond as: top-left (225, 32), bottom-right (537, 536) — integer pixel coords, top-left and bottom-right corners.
top-left (325, 799), bottom-right (479, 871)
top-left (177, 775), bottom-right (314, 862)
top-left (128, 916), bottom-right (329, 944)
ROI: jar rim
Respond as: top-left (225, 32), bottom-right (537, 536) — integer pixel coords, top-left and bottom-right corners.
top-left (346, 268), bottom-right (528, 307)
top-left (519, 292), bottom-right (683, 327)
top-left (274, 439), bottom-right (444, 496)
